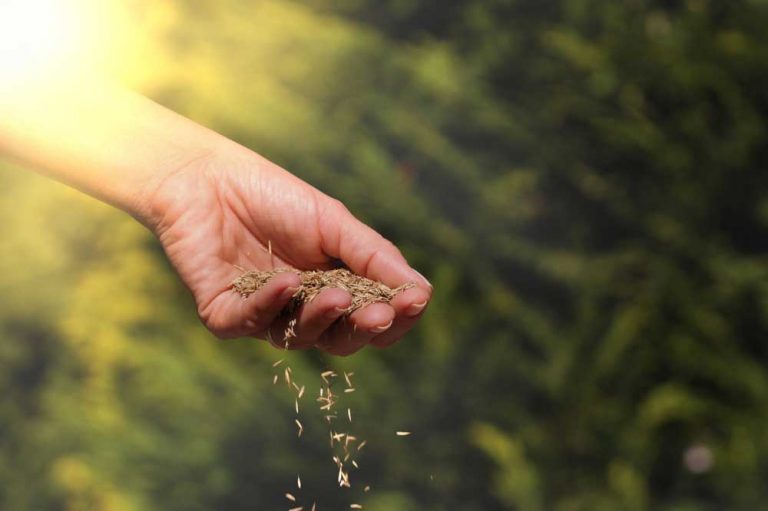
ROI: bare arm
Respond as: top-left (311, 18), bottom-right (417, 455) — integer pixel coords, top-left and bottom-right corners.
top-left (0, 76), bottom-right (432, 354)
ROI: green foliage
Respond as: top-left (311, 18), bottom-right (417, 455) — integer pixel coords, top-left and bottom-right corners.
top-left (2, 0), bottom-right (768, 509)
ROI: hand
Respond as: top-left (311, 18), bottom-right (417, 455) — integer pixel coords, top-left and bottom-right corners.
top-left (142, 147), bottom-right (432, 356)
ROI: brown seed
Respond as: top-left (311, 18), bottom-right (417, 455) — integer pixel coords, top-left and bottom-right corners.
top-left (231, 269), bottom-right (415, 316)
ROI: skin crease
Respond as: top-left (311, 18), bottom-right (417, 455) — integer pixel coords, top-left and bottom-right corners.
top-left (144, 148), bottom-right (433, 356)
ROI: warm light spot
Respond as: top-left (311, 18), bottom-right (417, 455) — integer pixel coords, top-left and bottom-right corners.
top-left (0, 0), bottom-right (81, 76)
top-left (0, 0), bottom-right (137, 82)
top-left (683, 444), bottom-right (714, 474)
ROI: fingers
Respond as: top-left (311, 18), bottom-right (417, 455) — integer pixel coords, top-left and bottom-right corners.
top-left (264, 286), bottom-right (429, 355)
top-left (319, 303), bottom-right (395, 356)
top-left (267, 287), bottom-right (351, 349)
top-left (241, 271), bottom-right (301, 340)
top-left (370, 285), bottom-right (431, 348)
top-left (202, 271), bottom-right (301, 339)
top-left (236, 279), bottom-right (429, 355)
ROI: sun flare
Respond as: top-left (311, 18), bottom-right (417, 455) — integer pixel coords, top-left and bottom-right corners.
top-left (0, 0), bottom-right (134, 80)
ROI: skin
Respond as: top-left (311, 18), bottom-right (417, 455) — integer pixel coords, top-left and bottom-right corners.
top-left (0, 75), bottom-right (432, 356)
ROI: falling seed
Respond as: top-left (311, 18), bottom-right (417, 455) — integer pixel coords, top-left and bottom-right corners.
top-left (357, 440), bottom-right (367, 451)
top-left (311, 504), bottom-right (316, 511)
top-left (351, 505), bottom-right (363, 509)
top-left (298, 385), bottom-right (305, 399)
top-left (289, 507), bottom-right (303, 511)
top-left (286, 493), bottom-right (296, 502)
top-left (273, 374), bottom-right (278, 385)
top-left (364, 485), bottom-right (370, 492)
top-left (352, 460), bottom-right (359, 469)
top-left (285, 368), bottom-right (291, 385)
top-left (347, 408), bottom-right (352, 422)
top-left (295, 419), bottom-right (303, 437)
top-left (297, 475), bottom-right (302, 489)
top-left (344, 388), bottom-right (355, 393)
top-left (273, 359), bottom-right (284, 367)
top-left (396, 431), bottom-right (412, 436)
top-left (344, 372), bottom-right (352, 387)
top-left (292, 382), bottom-right (301, 392)
top-left (295, 399), bottom-right (299, 414)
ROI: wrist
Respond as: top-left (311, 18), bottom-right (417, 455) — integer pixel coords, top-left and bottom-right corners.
top-left (134, 133), bottom-right (258, 235)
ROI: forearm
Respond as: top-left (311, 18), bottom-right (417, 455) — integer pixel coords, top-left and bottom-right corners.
top-left (0, 76), bottom-right (230, 224)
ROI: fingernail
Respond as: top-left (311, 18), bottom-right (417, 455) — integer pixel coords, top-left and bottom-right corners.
top-left (281, 287), bottom-right (299, 300)
top-left (413, 269), bottom-right (433, 289)
top-left (405, 300), bottom-right (428, 317)
top-left (324, 306), bottom-right (347, 320)
top-left (369, 319), bottom-right (393, 334)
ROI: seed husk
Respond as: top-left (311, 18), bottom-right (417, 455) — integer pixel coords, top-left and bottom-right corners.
top-left (231, 268), bottom-right (414, 315)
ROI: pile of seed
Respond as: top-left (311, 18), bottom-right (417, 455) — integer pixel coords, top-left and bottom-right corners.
top-left (231, 268), bottom-right (414, 315)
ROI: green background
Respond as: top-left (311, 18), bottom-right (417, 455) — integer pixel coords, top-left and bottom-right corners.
top-left (2, 0), bottom-right (768, 509)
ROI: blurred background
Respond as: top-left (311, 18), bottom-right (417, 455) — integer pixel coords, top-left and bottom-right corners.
top-left (2, 0), bottom-right (768, 509)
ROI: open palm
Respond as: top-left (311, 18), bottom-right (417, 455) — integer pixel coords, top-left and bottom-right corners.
top-left (145, 149), bottom-right (431, 356)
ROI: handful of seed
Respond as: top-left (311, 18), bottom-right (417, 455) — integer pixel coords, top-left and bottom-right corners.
top-left (231, 268), bottom-right (414, 315)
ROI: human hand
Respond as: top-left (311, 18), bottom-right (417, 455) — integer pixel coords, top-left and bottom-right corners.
top-left (141, 148), bottom-right (432, 355)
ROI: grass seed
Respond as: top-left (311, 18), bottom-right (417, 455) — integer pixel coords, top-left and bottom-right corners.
top-left (232, 268), bottom-right (414, 315)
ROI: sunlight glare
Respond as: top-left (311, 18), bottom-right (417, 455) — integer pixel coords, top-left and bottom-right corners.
top-left (0, 0), bottom-right (135, 81)
top-left (0, 0), bottom-right (82, 76)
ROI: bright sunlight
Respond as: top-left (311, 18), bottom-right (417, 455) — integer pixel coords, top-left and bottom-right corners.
top-left (0, 0), bottom-right (132, 80)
